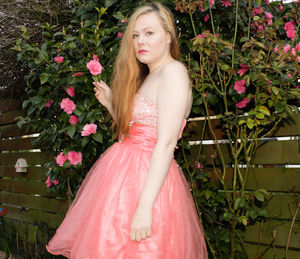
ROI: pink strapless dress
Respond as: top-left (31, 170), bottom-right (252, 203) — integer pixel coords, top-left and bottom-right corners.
top-left (46, 93), bottom-right (208, 259)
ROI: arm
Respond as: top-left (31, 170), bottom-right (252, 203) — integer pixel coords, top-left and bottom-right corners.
top-left (130, 62), bottom-right (191, 241)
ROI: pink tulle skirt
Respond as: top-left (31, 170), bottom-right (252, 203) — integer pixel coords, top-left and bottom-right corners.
top-left (46, 124), bottom-right (208, 259)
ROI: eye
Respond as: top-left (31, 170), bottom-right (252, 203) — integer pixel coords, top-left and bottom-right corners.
top-left (146, 31), bottom-right (153, 36)
top-left (132, 33), bottom-right (139, 39)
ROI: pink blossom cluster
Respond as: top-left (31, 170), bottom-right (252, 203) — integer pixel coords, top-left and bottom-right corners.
top-left (234, 78), bottom-right (250, 109)
top-left (56, 151), bottom-right (82, 167)
top-left (60, 98), bottom-right (76, 114)
top-left (284, 21), bottom-right (296, 40)
top-left (45, 176), bottom-right (60, 188)
top-left (86, 54), bottom-right (103, 76)
top-left (81, 123), bottom-right (97, 136)
top-left (45, 100), bottom-right (54, 108)
top-left (54, 56), bottom-right (64, 64)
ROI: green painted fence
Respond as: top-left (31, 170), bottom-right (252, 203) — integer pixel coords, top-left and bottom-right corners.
top-left (1, 99), bottom-right (299, 258)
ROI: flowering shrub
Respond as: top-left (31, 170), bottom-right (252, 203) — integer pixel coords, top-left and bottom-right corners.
top-left (14, 0), bottom-right (299, 258)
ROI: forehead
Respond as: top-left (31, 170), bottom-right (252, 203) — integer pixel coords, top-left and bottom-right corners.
top-left (133, 12), bottom-right (163, 31)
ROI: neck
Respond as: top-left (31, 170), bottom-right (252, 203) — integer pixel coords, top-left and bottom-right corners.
top-left (147, 54), bottom-right (174, 74)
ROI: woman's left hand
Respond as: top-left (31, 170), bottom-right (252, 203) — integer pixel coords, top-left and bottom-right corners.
top-left (130, 206), bottom-right (152, 242)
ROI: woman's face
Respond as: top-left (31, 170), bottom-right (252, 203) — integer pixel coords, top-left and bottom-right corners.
top-left (132, 12), bottom-right (171, 66)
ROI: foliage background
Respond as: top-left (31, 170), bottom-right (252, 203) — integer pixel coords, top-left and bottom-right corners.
top-left (7, 0), bottom-right (300, 258)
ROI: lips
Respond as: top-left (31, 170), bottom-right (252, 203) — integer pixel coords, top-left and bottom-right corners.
top-left (138, 50), bottom-right (148, 54)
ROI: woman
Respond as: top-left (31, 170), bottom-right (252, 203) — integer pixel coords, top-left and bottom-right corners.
top-left (46, 2), bottom-right (207, 258)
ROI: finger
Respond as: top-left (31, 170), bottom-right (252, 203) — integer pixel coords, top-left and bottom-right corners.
top-left (141, 232), bottom-right (147, 240)
top-left (130, 230), bottom-right (135, 241)
top-left (135, 232), bottom-right (141, 242)
top-left (146, 229), bottom-right (151, 237)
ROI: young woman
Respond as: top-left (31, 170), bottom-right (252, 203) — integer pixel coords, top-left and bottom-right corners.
top-left (46, 2), bottom-right (207, 258)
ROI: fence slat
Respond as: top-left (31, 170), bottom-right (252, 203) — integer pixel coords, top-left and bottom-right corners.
top-left (0, 124), bottom-right (38, 138)
top-left (0, 191), bottom-right (68, 213)
top-left (0, 179), bottom-right (63, 197)
top-left (0, 137), bottom-right (42, 151)
top-left (0, 152), bottom-right (54, 165)
top-left (0, 166), bottom-right (47, 180)
top-left (0, 109), bottom-right (24, 125)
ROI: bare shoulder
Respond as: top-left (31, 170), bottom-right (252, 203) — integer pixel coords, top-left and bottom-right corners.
top-left (160, 60), bottom-right (189, 89)
top-left (161, 60), bottom-right (188, 78)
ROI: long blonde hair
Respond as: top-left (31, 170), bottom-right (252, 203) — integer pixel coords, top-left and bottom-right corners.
top-left (110, 2), bottom-right (180, 139)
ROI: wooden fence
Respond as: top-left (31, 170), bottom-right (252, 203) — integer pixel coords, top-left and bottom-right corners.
top-left (187, 113), bottom-right (300, 258)
top-left (1, 99), bottom-right (299, 258)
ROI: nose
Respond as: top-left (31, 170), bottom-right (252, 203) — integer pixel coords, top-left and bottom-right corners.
top-left (137, 34), bottom-right (145, 45)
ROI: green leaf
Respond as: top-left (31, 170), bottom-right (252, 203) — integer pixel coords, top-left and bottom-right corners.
top-left (272, 87), bottom-right (279, 96)
top-left (253, 16), bottom-right (260, 21)
top-left (254, 190), bottom-right (264, 202)
top-left (104, 0), bottom-right (120, 8)
top-left (238, 216), bottom-right (248, 226)
top-left (223, 211), bottom-right (233, 221)
top-left (258, 106), bottom-right (270, 116)
top-left (92, 132), bottom-right (103, 143)
top-left (40, 73), bottom-right (49, 85)
top-left (67, 126), bottom-right (76, 139)
top-left (247, 118), bottom-right (254, 129)
top-left (255, 113), bottom-right (264, 119)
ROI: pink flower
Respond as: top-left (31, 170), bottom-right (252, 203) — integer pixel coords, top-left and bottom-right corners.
top-left (197, 34), bottom-right (206, 39)
top-left (237, 64), bottom-right (249, 76)
top-left (209, 0), bottom-right (214, 8)
top-left (234, 79), bottom-right (246, 94)
top-left (72, 72), bottom-right (84, 77)
top-left (67, 151), bottom-right (82, 165)
top-left (117, 32), bottom-right (123, 39)
top-left (54, 56), bottom-right (64, 64)
top-left (257, 25), bottom-right (264, 32)
top-left (66, 86), bottom-right (75, 97)
top-left (284, 21), bottom-right (296, 40)
top-left (287, 74), bottom-right (292, 79)
top-left (265, 12), bottom-right (273, 20)
top-left (221, 0), bottom-right (232, 7)
top-left (86, 56), bottom-right (103, 76)
top-left (56, 151), bottom-right (68, 167)
top-left (45, 100), bottom-right (54, 108)
top-left (273, 45), bottom-right (279, 52)
top-left (57, 49), bottom-right (61, 52)
top-left (235, 97), bottom-right (250, 109)
top-left (279, 5), bottom-right (283, 11)
top-left (60, 98), bottom-right (76, 114)
top-left (69, 115), bottom-right (79, 125)
top-left (265, 0), bottom-right (269, 4)
top-left (296, 57), bottom-right (300, 63)
top-left (268, 80), bottom-right (272, 85)
top-left (283, 44), bottom-right (290, 53)
top-left (296, 42), bottom-right (300, 52)
top-left (52, 178), bottom-right (60, 185)
top-left (93, 54), bottom-right (99, 61)
top-left (197, 162), bottom-right (204, 169)
top-left (291, 48), bottom-right (296, 56)
top-left (45, 176), bottom-right (52, 188)
top-left (252, 7), bottom-right (264, 17)
top-left (204, 14), bottom-right (210, 22)
top-left (81, 123), bottom-right (97, 136)
top-left (121, 19), bottom-right (126, 23)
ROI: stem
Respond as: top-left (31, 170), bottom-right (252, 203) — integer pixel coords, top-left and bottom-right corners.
top-left (247, 0), bottom-right (253, 39)
top-left (231, 0), bottom-right (239, 70)
top-left (286, 202), bottom-right (300, 256)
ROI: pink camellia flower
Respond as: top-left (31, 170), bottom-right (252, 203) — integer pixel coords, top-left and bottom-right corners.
top-left (54, 56), bottom-right (64, 64)
top-left (273, 45), bottom-right (279, 52)
top-left (265, 11), bottom-right (273, 26)
top-left (221, 0), bottom-right (232, 7)
top-left (237, 64), bottom-right (249, 76)
top-left (287, 74), bottom-right (292, 79)
top-left (69, 115), bottom-right (79, 125)
top-left (52, 178), bottom-right (60, 185)
top-left (121, 19), bottom-right (126, 23)
top-left (209, 0), bottom-right (214, 8)
top-left (290, 48), bottom-right (296, 56)
top-left (197, 33), bottom-right (207, 39)
top-left (67, 151), bottom-right (82, 165)
top-left (204, 14), bottom-right (210, 22)
top-left (268, 80), bottom-right (273, 85)
top-left (117, 32), bottom-right (123, 39)
top-left (283, 44), bottom-right (291, 53)
top-left (234, 79), bottom-right (246, 94)
top-left (279, 5), bottom-right (283, 11)
top-left (284, 21), bottom-right (296, 40)
top-left (45, 100), bottom-right (54, 108)
top-left (81, 123), bottom-right (97, 136)
top-left (86, 55), bottom-right (103, 76)
top-left (57, 49), bottom-right (61, 52)
top-left (265, 0), bottom-right (269, 4)
top-left (72, 72), bottom-right (84, 77)
top-left (197, 162), bottom-right (204, 169)
top-left (56, 151), bottom-right (67, 167)
top-left (296, 57), bottom-right (300, 63)
top-left (45, 176), bottom-right (52, 188)
top-left (235, 97), bottom-right (250, 109)
top-left (66, 86), bottom-right (75, 97)
top-left (60, 98), bottom-right (76, 114)
top-left (296, 42), bottom-right (300, 52)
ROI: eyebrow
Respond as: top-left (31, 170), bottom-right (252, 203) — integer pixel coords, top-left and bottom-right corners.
top-left (133, 26), bottom-right (155, 33)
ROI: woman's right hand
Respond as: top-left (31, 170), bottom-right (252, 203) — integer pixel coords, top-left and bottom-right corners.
top-left (93, 80), bottom-right (112, 109)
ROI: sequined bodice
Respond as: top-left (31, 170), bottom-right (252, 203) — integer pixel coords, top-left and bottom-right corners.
top-left (129, 93), bottom-right (158, 127)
